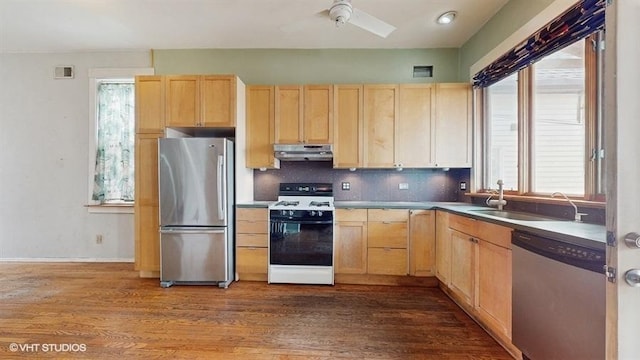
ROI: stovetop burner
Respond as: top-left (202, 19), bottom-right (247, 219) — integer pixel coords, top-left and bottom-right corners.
top-left (309, 201), bottom-right (331, 208)
top-left (273, 200), bottom-right (300, 207)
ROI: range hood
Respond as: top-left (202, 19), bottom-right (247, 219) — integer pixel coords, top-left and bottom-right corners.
top-left (274, 144), bottom-right (333, 161)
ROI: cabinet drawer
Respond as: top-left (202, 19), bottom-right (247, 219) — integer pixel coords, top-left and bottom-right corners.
top-left (236, 208), bottom-right (268, 221)
top-left (236, 220), bottom-right (268, 234)
top-left (368, 209), bottom-right (409, 222)
top-left (476, 222), bottom-right (512, 249)
top-left (237, 233), bottom-right (268, 247)
top-left (236, 247), bottom-right (268, 274)
top-left (367, 248), bottom-right (407, 275)
top-left (448, 214), bottom-right (478, 235)
top-left (336, 208), bottom-right (368, 222)
top-left (368, 222), bottom-right (407, 248)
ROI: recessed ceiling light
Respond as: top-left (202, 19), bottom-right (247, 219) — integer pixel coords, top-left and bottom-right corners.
top-left (437, 11), bottom-right (457, 25)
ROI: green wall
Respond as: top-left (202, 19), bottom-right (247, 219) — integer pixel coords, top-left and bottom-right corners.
top-left (458, 0), bottom-right (555, 81)
top-left (153, 48), bottom-right (459, 84)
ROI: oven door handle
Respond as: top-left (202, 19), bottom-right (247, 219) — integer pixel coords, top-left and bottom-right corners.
top-left (270, 219), bottom-right (333, 225)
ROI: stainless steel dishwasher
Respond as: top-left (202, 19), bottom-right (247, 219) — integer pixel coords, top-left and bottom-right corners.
top-left (512, 231), bottom-right (605, 360)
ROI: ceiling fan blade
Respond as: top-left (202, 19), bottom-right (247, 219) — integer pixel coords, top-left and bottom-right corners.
top-left (349, 7), bottom-right (396, 38)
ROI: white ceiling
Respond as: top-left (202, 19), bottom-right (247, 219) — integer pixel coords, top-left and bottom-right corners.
top-left (0, 0), bottom-right (510, 53)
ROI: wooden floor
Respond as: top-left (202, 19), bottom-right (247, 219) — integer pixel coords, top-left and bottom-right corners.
top-left (0, 263), bottom-right (511, 359)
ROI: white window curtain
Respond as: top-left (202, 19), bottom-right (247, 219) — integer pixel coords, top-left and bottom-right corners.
top-left (92, 82), bottom-right (135, 203)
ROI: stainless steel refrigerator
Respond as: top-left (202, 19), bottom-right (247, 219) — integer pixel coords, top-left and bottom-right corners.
top-left (158, 137), bottom-right (234, 288)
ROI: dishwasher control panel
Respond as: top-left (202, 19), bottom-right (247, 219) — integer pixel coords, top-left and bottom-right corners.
top-left (512, 231), bottom-right (605, 273)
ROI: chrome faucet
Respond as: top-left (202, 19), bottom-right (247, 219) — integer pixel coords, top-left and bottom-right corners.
top-left (487, 179), bottom-right (507, 210)
top-left (551, 192), bottom-right (587, 222)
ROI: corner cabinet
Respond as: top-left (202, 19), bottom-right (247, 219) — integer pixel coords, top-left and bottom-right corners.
top-left (432, 83), bottom-right (472, 167)
top-left (246, 86), bottom-right (279, 169)
top-left (165, 75), bottom-right (237, 128)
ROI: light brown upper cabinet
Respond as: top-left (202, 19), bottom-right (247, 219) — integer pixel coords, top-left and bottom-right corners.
top-left (432, 83), bottom-right (472, 167)
top-left (246, 86), bottom-right (279, 169)
top-left (274, 85), bottom-right (333, 144)
top-left (165, 75), bottom-right (237, 128)
top-left (363, 85), bottom-right (398, 168)
top-left (363, 84), bottom-right (435, 168)
top-left (397, 84), bottom-right (434, 168)
top-left (135, 76), bottom-right (165, 133)
top-left (333, 85), bottom-right (364, 168)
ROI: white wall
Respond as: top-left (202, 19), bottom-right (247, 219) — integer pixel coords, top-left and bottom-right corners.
top-left (0, 51), bottom-right (151, 260)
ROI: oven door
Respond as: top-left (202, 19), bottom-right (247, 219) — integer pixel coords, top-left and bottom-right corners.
top-left (269, 216), bottom-right (333, 267)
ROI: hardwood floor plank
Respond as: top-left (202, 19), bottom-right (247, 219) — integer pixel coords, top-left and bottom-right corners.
top-left (0, 263), bottom-right (511, 359)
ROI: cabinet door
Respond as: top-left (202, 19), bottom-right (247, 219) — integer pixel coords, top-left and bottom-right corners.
top-left (397, 84), bottom-right (433, 167)
top-left (364, 85), bottom-right (398, 168)
top-left (409, 210), bottom-right (435, 277)
top-left (304, 85), bottom-right (333, 144)
top-left (435, 211), bottom-right (451, 284)
top-left (432, 83), bottom-right (472, 167)
top-left (449, 228), bottom-right (475, 306)
top-left (335, 221), bottom-right (368, 274)
top-left (334, 85), bottom-right (363, 168)
top-left (135, 76), bottom-right (165, 133)
top-left (134, 133), bottom-right (162, 273)
top-left (477, 239), bottom-right (512, 339)
top-left (201, 75), bottom-right (235, 127)
top-left (274, 85), bottom-right (303, 144)
top-left (165, 76), bottom-right (200, 127)
top-left (246, 86), bottom-right (279, 169)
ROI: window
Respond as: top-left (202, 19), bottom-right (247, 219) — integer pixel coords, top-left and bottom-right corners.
top-left (92, 80), bottom-right (135, 203)
top-left (481, 35), bottom-right (602, 199)
top-left (485, 73), bottom-right (518, 191)
top-left (87, 68), bottom-right (153, 212)
top-left (532, 41), bottom-right (586, 195)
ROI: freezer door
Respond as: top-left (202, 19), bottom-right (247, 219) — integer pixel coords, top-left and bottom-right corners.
top-left (159, 138), bottom-right (229, 226)
top-left (160, 228), bottom-right (230, 283)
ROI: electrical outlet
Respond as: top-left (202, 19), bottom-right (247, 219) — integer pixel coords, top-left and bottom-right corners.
top-left (398, 183), bottom-right (409, 190)
top-left (96, 234), bottom-right (103, 244)
top-left (460, 182), bottom-right (467, 191)
top-left (342, 182), bottom-right (351, 190)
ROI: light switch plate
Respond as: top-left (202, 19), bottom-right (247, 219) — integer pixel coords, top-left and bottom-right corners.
top-left (342, 182), bottom-right (350, 190)
top-left (460, 182), bottom-right (467, 190)
top-left (399, 183), bottom-right (409, 190)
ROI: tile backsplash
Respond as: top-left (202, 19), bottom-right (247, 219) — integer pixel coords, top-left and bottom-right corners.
top-left (253, 161), bottom-right (470, 202)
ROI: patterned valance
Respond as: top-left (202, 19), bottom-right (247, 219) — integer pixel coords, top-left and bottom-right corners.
top-left (473, 0), bottom-right (605, 88)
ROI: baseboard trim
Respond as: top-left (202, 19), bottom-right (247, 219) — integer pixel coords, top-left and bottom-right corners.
top-left (0, 258), bottom-right (134, 263)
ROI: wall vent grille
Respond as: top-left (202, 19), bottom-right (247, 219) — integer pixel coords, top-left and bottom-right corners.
top-left (412, 65), bottom-right (433, 78)
top-left (54, 66), bottom-right (74, 79)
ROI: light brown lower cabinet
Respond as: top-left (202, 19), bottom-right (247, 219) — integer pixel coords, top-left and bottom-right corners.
top-left (236, 208), bottom-right (268, 281)
top-left (366, 209), bottom-right (409, 275)
top-left (335, 209), bottom-right (368, 274)
top-left (409, 210), bottom-right (436, 277)
top-left (438, 212), bottom-right (518, 357)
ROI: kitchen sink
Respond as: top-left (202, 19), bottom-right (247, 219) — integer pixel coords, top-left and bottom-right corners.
top-left (471, 209), bottom-right (559, 221)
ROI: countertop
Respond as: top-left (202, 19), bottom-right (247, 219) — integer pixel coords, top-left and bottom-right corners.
top-left (236, 201), bottom-right (606, 250)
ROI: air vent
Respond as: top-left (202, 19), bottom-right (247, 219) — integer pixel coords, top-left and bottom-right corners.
top-left (54, 66), bottom-right (74, 79)
top-left (413, 65), bottom-right (433, 78)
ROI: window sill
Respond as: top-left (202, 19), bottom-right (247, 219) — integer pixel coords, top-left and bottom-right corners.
top-left (466, 193), bottom-right (606, 209)
top-left (86, 203), bottom-right (134, 214)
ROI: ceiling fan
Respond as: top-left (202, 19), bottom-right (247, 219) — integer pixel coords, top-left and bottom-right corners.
top-left (320, 0), bottom-right (396, 38)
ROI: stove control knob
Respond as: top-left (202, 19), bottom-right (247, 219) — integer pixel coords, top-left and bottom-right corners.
top-left (310, 211), bottom-right (317, 216)
top-left (289, 210), bottom-right (294, 216)
top-left (318, 211), bottom-right (323, 217)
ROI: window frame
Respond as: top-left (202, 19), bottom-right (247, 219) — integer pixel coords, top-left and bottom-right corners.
top-left (479, 33), bottom-right (604, 201)
top-left (87, 68), bottom-right (153, 214)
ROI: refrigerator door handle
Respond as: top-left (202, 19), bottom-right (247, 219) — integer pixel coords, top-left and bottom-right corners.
top-left (160, 228), bottom-right (226, 234)
top-left (217, 154), bottom-right (225, 221)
